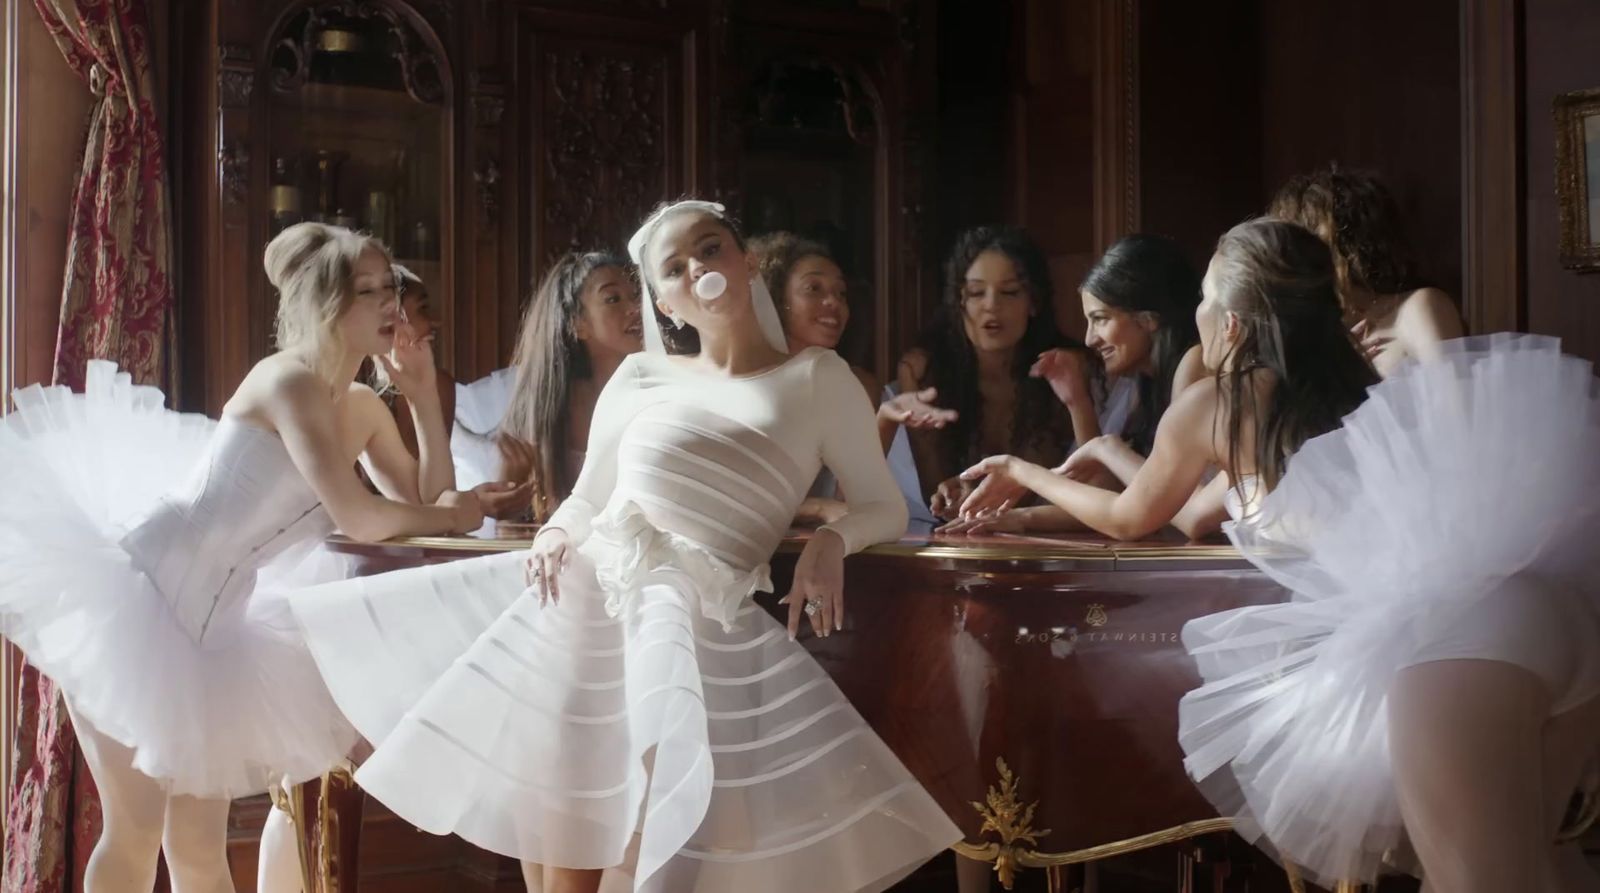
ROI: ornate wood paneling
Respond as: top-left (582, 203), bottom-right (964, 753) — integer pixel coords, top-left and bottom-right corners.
top-left (715, 1), bottom-right (929, 382)
top-left (513, 2), bottom-right (699, 318)
top-left (176, 0), bottom-right (927, 409)
top-left (540, 46), bottom-right (673, 251)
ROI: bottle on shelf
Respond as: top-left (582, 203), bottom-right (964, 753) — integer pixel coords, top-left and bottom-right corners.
top-left (367, 191), bottom-right (395, 248)
top-left (269, 156), bottom-right (302, 235)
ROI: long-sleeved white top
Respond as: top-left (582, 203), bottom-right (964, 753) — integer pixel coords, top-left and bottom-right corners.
top-left (545, 347), bottom-right (907, 625)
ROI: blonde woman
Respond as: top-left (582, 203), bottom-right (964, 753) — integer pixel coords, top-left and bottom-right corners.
top-left (0, 222), bottom-right (488, 893)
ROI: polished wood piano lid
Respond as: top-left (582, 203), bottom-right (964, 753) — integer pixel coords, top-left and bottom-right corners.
top-left (325, 525), bottom-right (1254, 571)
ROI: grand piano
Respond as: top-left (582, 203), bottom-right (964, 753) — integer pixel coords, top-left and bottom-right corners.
top-left (279, 529), bottom-right (1351, 893)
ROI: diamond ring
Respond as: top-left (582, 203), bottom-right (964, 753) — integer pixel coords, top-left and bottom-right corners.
top-left (803, 601), bottom-right (820, 617)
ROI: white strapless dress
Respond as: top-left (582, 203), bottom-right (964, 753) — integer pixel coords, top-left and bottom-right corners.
top-left (1179, 335), bottom-right (1600, 886)
top-left (0, 362), bottom-right (359, 797)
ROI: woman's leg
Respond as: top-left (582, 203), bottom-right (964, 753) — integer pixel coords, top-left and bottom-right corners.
top-left (520, 864), bottom-right (602, 893)
top-left (67, 703), bottom-right (166, 893)
top-left (255, 792), bottom-right (303, 893)
top-left (1390, 659), bottom-right (1549, 893)
top-left (161, 794), bottom-right (236, 893)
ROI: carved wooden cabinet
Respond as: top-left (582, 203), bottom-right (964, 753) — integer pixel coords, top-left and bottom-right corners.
top-left (176, 0), bottom-right (934, 416)
top-left (179, 0), bottom-right (467, 415)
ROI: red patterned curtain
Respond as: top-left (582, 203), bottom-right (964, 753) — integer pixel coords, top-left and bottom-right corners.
top-left (6, 0), bottom-right (174, 890)
top-left (39, 0), bottom-right (175, 390)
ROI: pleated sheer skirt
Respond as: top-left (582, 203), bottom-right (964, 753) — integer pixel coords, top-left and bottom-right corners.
top-left (292, 549), bottom-right (959, 892)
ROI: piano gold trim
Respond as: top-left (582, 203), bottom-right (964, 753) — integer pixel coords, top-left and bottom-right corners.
top-left (951, 757), bottom-right (1346, 893)
top-left (317, 766), bottom-right (356, 892)
top-left (952, 816), bottom-right (1236, 891)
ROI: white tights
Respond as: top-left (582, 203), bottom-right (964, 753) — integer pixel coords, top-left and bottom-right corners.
top-left (66, 702), bottom-right (234, 893)
top-left (1390, 659), bottom-right (1600, 893)
top-left (256, 798), bottom-right (302, 893)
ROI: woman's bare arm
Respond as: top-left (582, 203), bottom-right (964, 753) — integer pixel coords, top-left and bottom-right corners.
top-left (259, 367), bottom-right (475, 542)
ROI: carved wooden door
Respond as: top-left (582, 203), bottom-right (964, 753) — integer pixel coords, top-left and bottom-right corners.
top-left (506, 4), bottom-right (710, 363)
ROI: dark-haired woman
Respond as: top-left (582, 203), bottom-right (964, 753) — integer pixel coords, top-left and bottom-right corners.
top-left (899, 225), bottom-right (1099, 520)
top-left (1270, 164), bottom-right (1462, 376)
top-left (749, 231), bottom-right (954, 528)
top-left (380, 263), bottom-right (458, 461)
top-left (961, 218), bottom-right (1600, 893)
top-left (946, 233), bottom-right (1220, 537)
top-left (454, 252), bottom-right (644, 524)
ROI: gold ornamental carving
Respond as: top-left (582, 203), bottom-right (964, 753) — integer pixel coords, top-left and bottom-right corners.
top-left (316, 766), bottom-right (356, 892)
top-left (951, 757), bottom-right (1304, 892)
top-left (956, 758), bottom-right (1050, 889)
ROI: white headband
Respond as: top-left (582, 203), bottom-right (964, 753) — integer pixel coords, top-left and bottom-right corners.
top-left (626, 200), bottom-right (788, 356)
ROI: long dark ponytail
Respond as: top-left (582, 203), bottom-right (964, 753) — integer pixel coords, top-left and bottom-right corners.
top-left (500, 251), bottom-right (630, 498)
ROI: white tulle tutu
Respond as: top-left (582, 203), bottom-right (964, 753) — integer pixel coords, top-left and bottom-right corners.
top-left (1178, 335), bottom-right (1600, 886)
top-left (0, 363), bottom-right (359, 798)
top-left (292, 529), bottom-right (960, 892)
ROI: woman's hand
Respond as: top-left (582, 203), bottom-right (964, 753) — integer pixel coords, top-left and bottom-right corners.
top-left (1030, 348), bottom-right (1094, 409)
top-left (376, 319), bottom-right (438, 401)
top-left (779, 529), bottom-right (846, 639)
top-left (957, 454), bottom-right (1041, 519)
top-left (939, 508), bottom-right (1028, 535)
top-left (523, 527), bottom-right (572, 606)
top-left (1054, 435), bottom-right (1109, 480)
top-left (482, 435), bottom-right (539, 520)
top-left (878, 387), bottom-right (958, 431)
top-left (928, 475), bottom-right (974, 521)
top-left (474, 480), bottom-right (533, 521)
top-left (496, 434), bottom-right (536, 484)
top-left (1350, 318), bottom-right (1393, 363)
top-left (436, 488), bottom-right (485, 534)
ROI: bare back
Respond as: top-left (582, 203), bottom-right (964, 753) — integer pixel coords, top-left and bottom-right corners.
top-left (1352, 287), bottom-right (1463, 378)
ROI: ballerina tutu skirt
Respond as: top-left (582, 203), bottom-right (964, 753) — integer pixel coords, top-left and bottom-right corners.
top-left (1178, 335), bottom-right (1600, 886)
top-left (0, 362), bottom-right (358, 797)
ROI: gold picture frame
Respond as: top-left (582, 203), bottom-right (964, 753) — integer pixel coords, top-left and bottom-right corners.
top-left (1554, 87), bottom-right (1600, 271)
